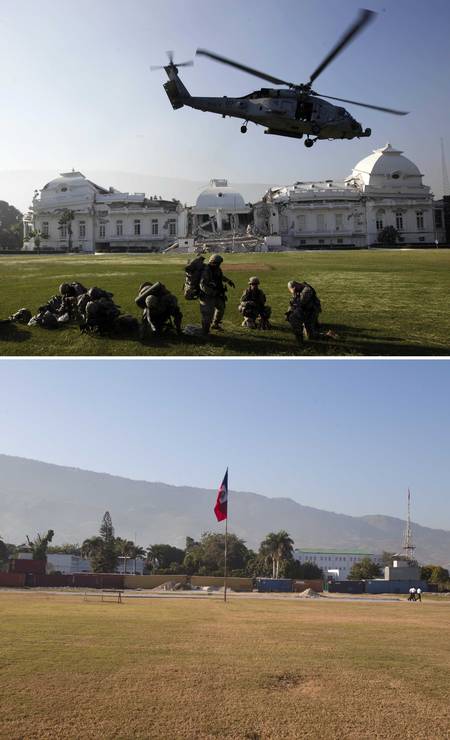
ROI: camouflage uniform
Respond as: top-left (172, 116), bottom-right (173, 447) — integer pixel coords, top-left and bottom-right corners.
top-left (286, 280), bottom-right (321, 343)
top-left (199, 255), bottom-right (234, 334)
top-left (136, 282), bottom-right (182, 336)
top-left (238, 278), bottom-right (271, 329)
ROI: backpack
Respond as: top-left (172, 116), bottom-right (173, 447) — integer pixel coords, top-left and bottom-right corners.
top-left (113, 314), bottom-right (140, 336)
top-left (135, 282), bottom-right (165, 309)
top-left (183, 256), bottom-right (205, 300)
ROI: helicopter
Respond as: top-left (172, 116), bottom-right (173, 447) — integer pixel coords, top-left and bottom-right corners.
top-left (152, 9), bottom-right (408, 148)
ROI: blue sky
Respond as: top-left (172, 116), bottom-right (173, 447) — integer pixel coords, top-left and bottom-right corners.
top-left (2, 0), bottom-right (450, 210)
top-left (0, 359), bottom-right (449, 530)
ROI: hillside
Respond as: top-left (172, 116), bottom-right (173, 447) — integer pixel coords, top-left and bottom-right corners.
top-left (1, 454), bottom-right (449, 566)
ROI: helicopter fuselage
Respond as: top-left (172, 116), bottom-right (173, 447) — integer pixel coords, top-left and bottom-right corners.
top-left (157, 11), bottom-right (407, 147)
top-left (163, 66), bottom-right (370, 142)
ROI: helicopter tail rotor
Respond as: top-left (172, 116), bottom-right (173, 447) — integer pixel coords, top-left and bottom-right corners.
top-left (151, 50), bottom-right (193, 71)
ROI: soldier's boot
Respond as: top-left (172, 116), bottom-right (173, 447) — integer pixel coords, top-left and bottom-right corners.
top-left (295, 332), bottom-right (304, 346)
top-left (242, 317), bottom-right (256, 329)
top-left (258, 317), bottom-right (271, 330)
top-left (202, 320), bottom-right (211, 335)
top-left (174, 313), bottom-right (183, 336)
top-left (211, 322), bottom-right (224, 331)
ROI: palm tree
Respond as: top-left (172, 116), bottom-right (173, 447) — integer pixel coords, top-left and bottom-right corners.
top-left (147, 545), bottom-right (164, 572)
top-left (58, 209), bottom-right (75, 251)
top-left (81, 536), bottom-right (104, 560)
top-left (259, 531), bottom-right (294, 578)
top-left (116, 538), bottom-right (136, 574)
top-left (26, 530), bottom-right (55, 561)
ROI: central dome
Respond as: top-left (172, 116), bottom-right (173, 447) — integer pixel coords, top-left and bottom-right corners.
top-left (348, 143), bottom-right (424, 189)
top-left (196, 179), bottom-right (246, 209)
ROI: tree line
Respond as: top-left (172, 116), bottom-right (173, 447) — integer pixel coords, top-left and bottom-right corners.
top-left (2, 514), bottom-right (449, 587)
top-left (0, 512), bottom-right (322, 579)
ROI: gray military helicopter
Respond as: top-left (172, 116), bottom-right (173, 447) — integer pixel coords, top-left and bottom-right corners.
top-left (152, 9), bottom-right (408, 148)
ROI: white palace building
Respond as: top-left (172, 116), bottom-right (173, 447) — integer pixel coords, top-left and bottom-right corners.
top-left (23, 144), bottom-right (445, 251)
top-left (254, 143), bottom-right (444, 248)
top-left (23, 171), bottom-right (189, 252)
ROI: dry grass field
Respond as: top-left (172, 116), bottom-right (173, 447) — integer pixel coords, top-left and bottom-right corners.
top-left (1, 593), bottom-right (450, 739)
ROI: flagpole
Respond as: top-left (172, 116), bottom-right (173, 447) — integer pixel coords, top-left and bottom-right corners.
top-left (224, 468), bottom-right (228, 603)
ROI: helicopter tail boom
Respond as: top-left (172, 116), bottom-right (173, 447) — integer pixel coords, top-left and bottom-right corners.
top-left (163, 64), bottom-right (191, 109)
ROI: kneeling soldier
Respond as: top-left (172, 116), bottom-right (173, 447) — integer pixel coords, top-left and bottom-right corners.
top-left (286, 280), bottom-right (321, 344)
top-left (238, 276), bottom-right (271, 329)
top-left (136, 282), bottom-right (182, 337)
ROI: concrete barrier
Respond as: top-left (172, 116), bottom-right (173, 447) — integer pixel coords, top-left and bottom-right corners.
top-left (123, 574), bottom-right (189, 589)
top-left (191, 576), bottom-right (253, 591)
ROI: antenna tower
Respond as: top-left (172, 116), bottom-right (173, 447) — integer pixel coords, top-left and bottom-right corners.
top-left (402, 488), bottom-right (415, 562)
top-left (440, 138), bottom-right (450, 197)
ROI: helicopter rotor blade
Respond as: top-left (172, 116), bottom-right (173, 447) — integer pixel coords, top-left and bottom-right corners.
top-left (196, 48), bottom-right (295, 87)
top-left (313, 91), bottom-right (408, 115)
top-left (309, 8), bottom-right (376, 84)
top-left (150, 58), bottom-right (193, 71)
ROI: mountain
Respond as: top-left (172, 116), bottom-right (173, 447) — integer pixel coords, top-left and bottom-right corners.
top-left (0, 170), bottom-right (273, 214)
top-left (1, 454), bottom-right (449, 567)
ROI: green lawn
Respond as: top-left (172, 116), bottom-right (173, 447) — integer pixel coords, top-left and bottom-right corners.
top-left (1, 593), bottom-right (450, 739)
top-left (1, 250), bottom-right (449, 356)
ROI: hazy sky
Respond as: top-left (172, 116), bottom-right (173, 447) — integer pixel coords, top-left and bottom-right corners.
top-left (0, 359), bottom-right (449, 530)
top-left (2, 0), bottom-right (450, 210)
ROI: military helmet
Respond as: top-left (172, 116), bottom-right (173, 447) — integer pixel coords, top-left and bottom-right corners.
top-left (288, 280), bottom-right (302, 291)
top-left (59, 283), bottom-right (71, 295)
top-left (208, 254), bottom-right (223, 265)
top-left (248, 276), bottom-right (260, 285)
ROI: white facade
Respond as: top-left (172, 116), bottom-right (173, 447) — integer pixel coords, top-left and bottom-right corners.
top-left (294, 548), bottom-right (376, 580)
top-left (254, 144), bottom-right (438, 248)
top-left (46, 553), bottom-right (91, 574)
top-left (23, 171), bottom-right (188, 252)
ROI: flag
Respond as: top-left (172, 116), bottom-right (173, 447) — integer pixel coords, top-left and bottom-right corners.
top-left (214, 469), bottom-right (228, 522)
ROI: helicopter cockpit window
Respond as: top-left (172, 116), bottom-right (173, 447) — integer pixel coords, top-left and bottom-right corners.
top-left (243, 89), bottom-right (270, 99)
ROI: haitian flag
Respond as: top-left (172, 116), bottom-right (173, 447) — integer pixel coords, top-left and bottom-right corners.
top-left (214, 469), bottom-right (228, 522)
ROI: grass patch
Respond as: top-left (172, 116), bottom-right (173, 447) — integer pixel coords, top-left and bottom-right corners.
top-left (1, 593), bottom-right (450, 738)
top-left (0, 250), bottom-right (450, 355)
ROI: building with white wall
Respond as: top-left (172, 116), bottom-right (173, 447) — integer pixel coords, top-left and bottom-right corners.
top-left (254, 144), bottom-right (441, 248)
top-left (23, 171), bottom-right (188, 252)
top-left (46, 553), bottom-right (91, 575)
top-left (294, 548), bottom-right (377, 580)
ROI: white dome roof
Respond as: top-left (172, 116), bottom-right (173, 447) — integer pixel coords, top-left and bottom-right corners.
top-left (349, 144), bottom-right (424, 189)
top-left (42, 171), bottom-right (88, 190)
top-left (195, 179), bottom-right (246, 209)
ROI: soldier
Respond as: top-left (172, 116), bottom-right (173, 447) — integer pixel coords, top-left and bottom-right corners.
top-left (286, 279), bottom-right (322, 344)
top-left (238, 276), bottom-right (271, 329)
top-left (136, 281), bottom-right (182, 337)
top-left (199, 254), bottom-right (235, 334)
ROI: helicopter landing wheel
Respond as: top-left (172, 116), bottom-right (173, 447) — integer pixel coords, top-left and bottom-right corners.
top-left (365, 127), bottom-right (371, 136)
top-left (304, 138), bottom-right (314, 148)
top-left (240, 123), bottom-right (248, 134)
